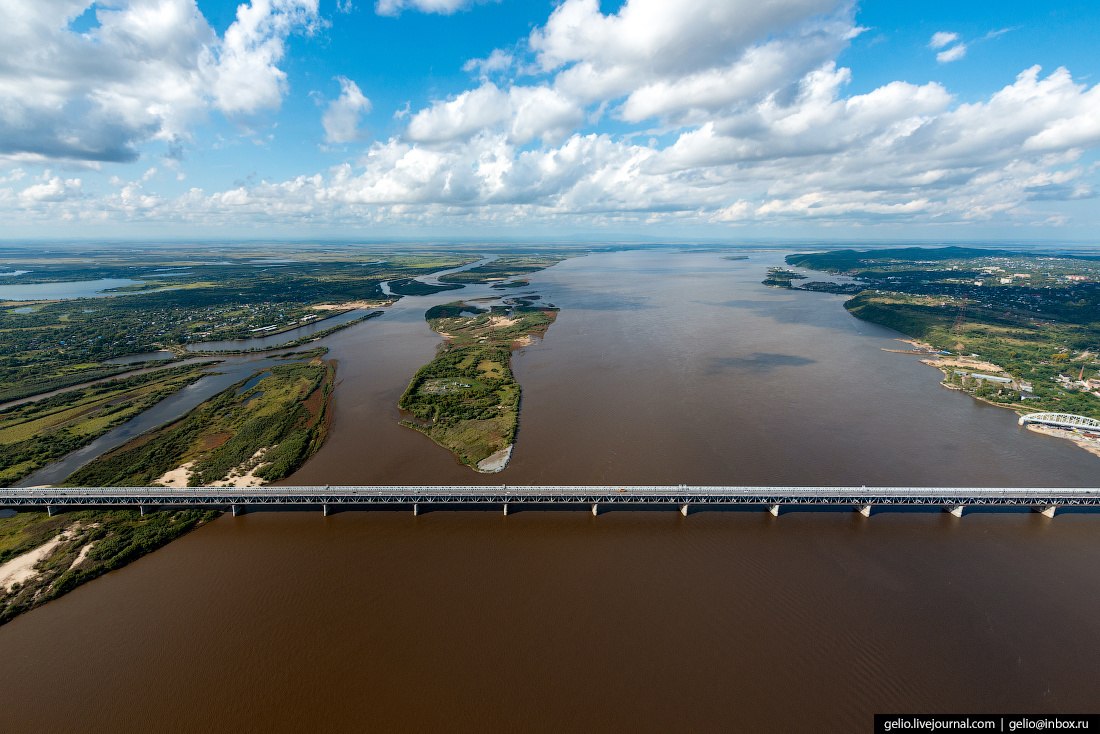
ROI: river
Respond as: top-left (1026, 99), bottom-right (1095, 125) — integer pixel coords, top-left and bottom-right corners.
top-left (1, 247), bottom-right (1098, 732)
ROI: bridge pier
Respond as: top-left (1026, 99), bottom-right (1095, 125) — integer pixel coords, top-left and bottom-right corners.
top-left (857, 504), bottom-right (872, 518)
top-left (231, 504), bottom-right (240, 517)
top-left (591, 503), bottom-right (598, 516)
top-left (503, 503), bottom-right (508, 517)
top-left (768, 504), bottom-right (780, 517)
top-left (1035, 505), bottom-right (1058, 519)
top-left (139, 504), bottom-right (145, 517)
top-left (46, 505), bottom-right (54, 518)
top-left (680, 503), bottom-right (689, 517)
top-left (946, 505), bottom-right (965, 518)
top-left (323, 503), bottom-right (329, 517)
top-left (413, 503), bottom-right (418, 517)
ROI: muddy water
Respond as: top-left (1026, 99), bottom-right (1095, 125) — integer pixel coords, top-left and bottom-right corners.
top-left (2, 248), bottom-right (1098, 733)
top-left (289, 249), bottom-right (1099, 486)
top-left (1, 511), bottom-right (1098, 733)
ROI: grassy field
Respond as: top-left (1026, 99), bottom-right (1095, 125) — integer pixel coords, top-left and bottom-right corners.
top-left (0, 364), bottom-right (209, 486)
top-left (65, 357), bottom-right (335, 486)
top-left (0, 247), bottom-right (475, 402)
top-left (437, 254), bottom-right (570, 284)
top-left (0, 508), bottom-right (216, 626)
top-left (399, 300), bottom-right (558, 470)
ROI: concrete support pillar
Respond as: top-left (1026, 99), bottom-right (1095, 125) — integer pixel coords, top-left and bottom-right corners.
top-left (857, 504), bottom-right (872, 518)
top-left (591, 503), bottom-right (598, 516)
top-left (47, 505), bottom-right (54, 517)
top-left (413, 503), bottom-right (419, 517)
top-left (139, 505), bottom-right (145, 517)
top-left (768, 504), bottom-right (780, 517)
top-left (680, 503), bottom-right (689, 517)
top-left (503, 503), bottom-right (508, 517)
top-left (323, 503), bottom-right (329, 517)
top-left (1035, 505), bottom-right (1057, 519)
top-left (231, 504), bottom-right (240, 517)
top-left (946, 505), bottom-right (965, 518)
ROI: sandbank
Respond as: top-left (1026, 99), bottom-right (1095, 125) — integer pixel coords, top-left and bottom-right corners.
top-left (476, 445), bottom-right (513, 473)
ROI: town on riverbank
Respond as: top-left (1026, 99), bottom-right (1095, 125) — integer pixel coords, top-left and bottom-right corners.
top-left (775, 246), bottom-right (1100, 456)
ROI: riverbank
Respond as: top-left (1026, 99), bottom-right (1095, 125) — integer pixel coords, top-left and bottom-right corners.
top-left (1025, 424), bottom-right (1100, 459)
top-left (0, 508), bottom-right (216, 626)
top-left (778, 247), bottom-right (1099, 459)
top-left (65, 356), bottom-right (335, 487)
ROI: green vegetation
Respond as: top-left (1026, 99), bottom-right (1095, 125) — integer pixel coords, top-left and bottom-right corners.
top-left (387, 279), bottom-right (463, 296)
top-left (438, 254), bottom-right (570, 284)
top-left (65, 358), bottom-right (335, 486)
top-left (399, 300), bottom-right (558, 470)
top-left (762, 267), bottom-right (807, 288)
top-left (0, 246), bottom-right (475, 401)
top-left (185, 311), bottom-right (383, 354)
top-left (0, 508), bottom-right (216, 626)
top-left (0, 365), bottom-right (209, 486)
top-left (783, 247), bottom-right (1100, 419)
top-left (490, 279), bottom-right (530, 289)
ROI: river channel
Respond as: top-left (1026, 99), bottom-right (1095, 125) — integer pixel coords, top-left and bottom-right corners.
top-left (1, 248), bottom-right (1098, 732)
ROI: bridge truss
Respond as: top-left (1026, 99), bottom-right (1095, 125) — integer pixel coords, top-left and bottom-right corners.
top-left (2, 486), bottom-right (1098, 513)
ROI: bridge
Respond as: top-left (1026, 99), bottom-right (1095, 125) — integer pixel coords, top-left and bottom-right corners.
top-left (3, 485), bottom-right (1098, 518)
top-left (1018, 412), bottom-right (1100, 431)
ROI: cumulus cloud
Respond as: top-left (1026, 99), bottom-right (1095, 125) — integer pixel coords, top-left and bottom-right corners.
top-left (209, 0), bottom-right (322, 117)
top-left (0, 0), bottom-right (319, 163)
top-left (936, 44), bottom-right (967, 64)
top-left (463, 49), bottom-right (514, 79)
top-left (4, 0), bottom-right (1100, 235)
top-left (406, 83), bottom-right (582, 144)
top-left (929, 31), bottom-right (958, 49)
top-left (375, 0), bottom-right (488, 16)
top-left (322, 77), bottom-right (372, 144)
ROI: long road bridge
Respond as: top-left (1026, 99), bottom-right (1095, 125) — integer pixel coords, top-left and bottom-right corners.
top-left (3, 486), bottom-right (1099, 518)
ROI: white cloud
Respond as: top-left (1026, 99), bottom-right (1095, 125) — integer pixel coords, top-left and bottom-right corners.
top-left (375, 0), bottom-right (488, 16)
top-left (4, 0), bottom-right (1100, 235)
top-left (929, 31), bottom-right (958, 49)
top-left (936, 44), bottom-right (967, 64)
top-left (19, 175), bottom-right (83, 204)
top-left (463, 49), bottom-right (514, 78)
top-left (0, 0), bottom-right (319, 163)
top-left (206, 0), bottom-right (322, 116)
top-left (406, 83), bottom-right (583, 144)
top-left (322, 77), bottom-right (372, 144)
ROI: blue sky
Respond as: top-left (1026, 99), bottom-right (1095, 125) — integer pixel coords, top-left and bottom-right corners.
top-left (2, 0), bottom-right (1100, 241)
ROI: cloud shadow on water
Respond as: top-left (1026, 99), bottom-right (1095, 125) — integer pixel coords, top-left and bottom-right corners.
top-left (707, 352), bottom-right (817, 374)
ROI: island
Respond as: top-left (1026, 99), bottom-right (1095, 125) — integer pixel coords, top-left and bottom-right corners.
top-left (398, 297), bottom-right (558, 472)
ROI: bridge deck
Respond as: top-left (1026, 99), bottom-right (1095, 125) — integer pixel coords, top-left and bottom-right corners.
top-left (2, 486), bottom-right (1098, 509)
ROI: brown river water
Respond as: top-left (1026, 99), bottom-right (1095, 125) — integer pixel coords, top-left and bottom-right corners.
top-left (1, 249), bottom-right (1098, 732)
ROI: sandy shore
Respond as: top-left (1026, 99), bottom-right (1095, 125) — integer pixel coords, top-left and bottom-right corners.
top-left (921, 356), bottom-right (1006, 373)
top-left (156, 461), bottom-right (194, 487)
top-left (0, 532), bottom-right (67, 592)
top-left (212, 448), bottom-right (271, 487)
top-left (476, 445), bottom-right (513, 473)
top-left (311, 300), bottom-right (391, 311)
top-left (1025, 425), bottom-right (1100, 459)
top-left (154, 447), bottom-right (271, 488)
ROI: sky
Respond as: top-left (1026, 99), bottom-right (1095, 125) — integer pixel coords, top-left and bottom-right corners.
top-left (2, 0), bottom-right (1100, 242)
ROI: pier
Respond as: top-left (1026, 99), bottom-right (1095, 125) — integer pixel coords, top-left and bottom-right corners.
top-left (2, 486), bottom-right (1098, 517)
